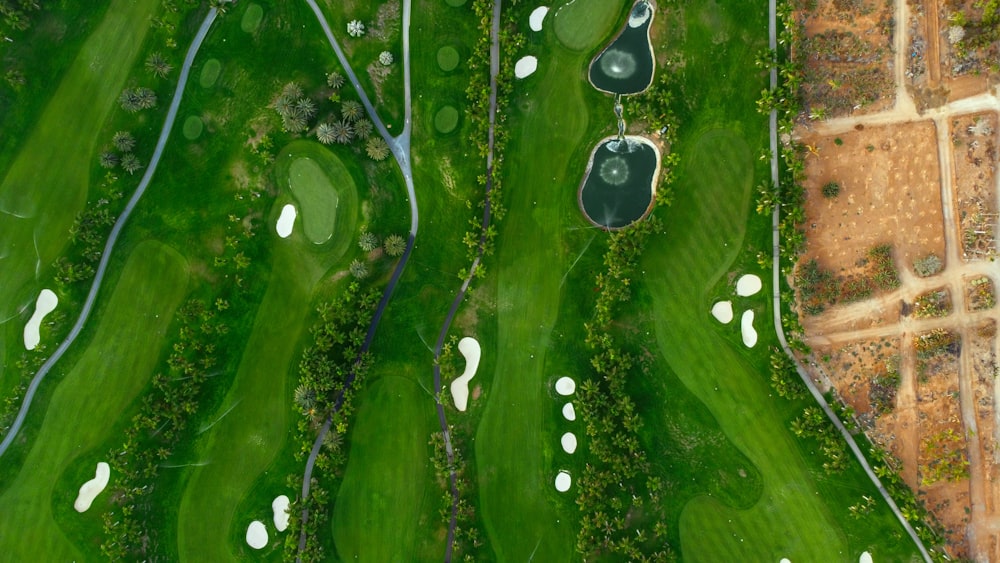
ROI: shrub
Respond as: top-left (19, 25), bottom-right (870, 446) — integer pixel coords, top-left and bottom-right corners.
top-left (821, 181), bottom-right (840, 198)
top-left (913, 254), bottom-right (942, 277)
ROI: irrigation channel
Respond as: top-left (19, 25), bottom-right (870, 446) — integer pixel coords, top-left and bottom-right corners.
top-left (765, 0), bottom-right (932, 559)
top-left (0, 8), bottom-right (219, 459)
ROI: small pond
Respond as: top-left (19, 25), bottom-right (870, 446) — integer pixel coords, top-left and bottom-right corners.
top-left (579, 136), bottom-right (659, 229)
top-left (588, 0), bottom-right (655, 95)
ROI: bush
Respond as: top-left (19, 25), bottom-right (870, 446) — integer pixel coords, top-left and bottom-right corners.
top-left (913, 254), bottom-right (942, 277)
top-left (821, 181), bottom-right (840, 198)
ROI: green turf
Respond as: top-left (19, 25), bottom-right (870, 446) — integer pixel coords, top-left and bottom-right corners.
top-left (436, 46), bottom-right (460, 72)
top-left (241, 3), bottom-right (264, 34)
top-left (199, 58), bottom-right (222, 89)
top-left (552, 0), bottom-right (625, 52)
top-left (277, 141), bottom-right (358, 247)
top-left (433, 105), bottom-right (459, 134)
top-left (182, 115), bottom-right (204, 140)
top-left (445, 0), bottom-right (467, 6)
top-left (0, 240), bottom-right (188, 560)
top-left (332, 376), bottom-right (438, 560)
top-left (0, 0), bottom-right (159, 350)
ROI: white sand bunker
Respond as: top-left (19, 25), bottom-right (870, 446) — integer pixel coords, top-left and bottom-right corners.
top-left (562, 402), bottom-right (576, 421)
top-left (554, 470), bottom-right (572, 492)
top-left (529, 6), bottom-right (549, 31)
top-left (711, 301), bottom-right (733, 324)
top-left (555, 376), bottom-right (575, 396)
top-left (450, 336), bottom-right (481, 412)
top-left (276, 204), bottom-right (297, 238)
top-left (780, 559), bottom-right (791, 563)
top-left (515, 56), bottom-right (538, 78)
top-left (741, 310), bottom-right (757, 348)
top-left (246, 520), bottom-right (268, 549)
top-left (736, 274), bottom-right (762, 296)
top-left (74, 462), bottom-right (110, 513)
top-left (859, 552), bottom-right (872, 563)
top-left (272, 495), bottom-right (290, 532)
top-left (24, 288), bottom-right (58, 350)
top-left (561, 432), bottom-right (577, 454)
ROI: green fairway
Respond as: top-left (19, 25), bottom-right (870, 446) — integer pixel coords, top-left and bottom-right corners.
top-left (241, 3), bottom-right (264, 34)
top-left (199, 58), bottom-right (222, 89)
top-left (0, 240), bottom-right (188, 560)
top-left (0, 0), bottom-right (159, 345)
top-left (552, 0), bottom-right (625, 52)
top-left (182, 115), bottom-right (204, 140)
top-left (445, 0), bottom-right (468, 6)
top-left (332, 376), bottom-right (437, 560)
top-left (433, 105), bottom-right (459, 134)
top-left (436, 46), bottom-right (460, 72)
top-left (277, 141), bottom-right (358, 247)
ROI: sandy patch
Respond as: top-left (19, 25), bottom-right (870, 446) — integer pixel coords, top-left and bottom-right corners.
top-left (246, 520), bottom-right (268, 549)
top-left (554, 470), bottom-right (572, 492)
top-left (561, 432), bottom-right (577, 454)
top-left (272, 495), bottom-right (290, 532)
top-left (74, 462), bottom-right (110, 513)
top-left (450, 336), bottom-right (481, 411)
top-left (562, 402), bottom-right (576, 421)
top-left (859, 553), bottom-right (872, 563)
top-left (555, 376), bottom-right (575, 396)
top-left (741, 310), bottom-right (757, 348)
top-left (780, 559), bottom-right (791, 563)
top-left (736, 274), bottom-right (762, 296)
top-left (515, 56), bottom-right (538, 78)
top-left (529, 6), bottom-right (549, 31)
top-left (23, 288), bottom-right (58, 350)
top-left (276, 204), bottom-right (296, 238)
top-left (711, 301), bottom-right (733, 324)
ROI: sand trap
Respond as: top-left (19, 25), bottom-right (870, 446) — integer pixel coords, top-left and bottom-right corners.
top-left (711, 301), bottom-right (733, 324)
top-left (450, 336), bottom-right (481, 411)
top-left (555, 376), bottom-right (575, 396)
top-left (554, 470), bottom-right (572, 492)
top-left (736, 274), bottom-right (762, 296)
top-left (859, 552), bottom-right (872, 563)
top-left (23, 288), bottom-right (58, 350)
top-left (515, 56), bottom-right (538, 78)
top-left (741, 310), bottom-right (758, 348)
top-left (272, 495), bottom-right (290, 532)
top-left (529, 6), bottom-right (549, 31)
top-left (561, 432), bottom-right (577, 454)
top-left (246, 520), bottom-right (268, 549)
top-left (276, 204), bottom-right (296, 238)
top-left (562, 402), bottom-right (576, 421)
top-left (780, 559), bottom-right (791, 563)
top-left (74, 462), bottom-right (110, 513)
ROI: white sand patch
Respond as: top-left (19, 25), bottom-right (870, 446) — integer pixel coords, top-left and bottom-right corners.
top-left (529, 6), bottom-right (549, 31)
top-left (859, 552), bottom-right (872, 563)
top-left (23, 288), bottom-right (58, 350)
top-left (711, 301), bottom-right (733, 324)
top-left (246, 520), bottom-right (268, 549)
top-left (276, 204), bottom-right (297, 238)
top-left (780, 559), bottom-right (791, 563)
top-left (736, 274), bottom-right (762, 296)
top-left (272, 495), bottom-right (290, 532)
top-left (555, 376), bottom-right (575, 396)
top-left (554, 470), bottom-right (572, 492)
top-left (561, 432), bottom-right (577, 454)
top-left (450, 336), bottom-right (481, 411)
top-left (74, 462), bottom-right (110, 513)
top-left (741, 310), bottom-right (757, 348)
top-left (515, 56), bottom-right (538, 78)
top-left (562, 402), bottom-right (576, 421)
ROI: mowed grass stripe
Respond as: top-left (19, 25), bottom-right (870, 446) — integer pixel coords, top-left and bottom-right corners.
top-left (332, 377), bottom-right (436, 561)
top-left (0, 240), bottom-right (189, 560)
top-left (0, 0), bottom-right (160, 321)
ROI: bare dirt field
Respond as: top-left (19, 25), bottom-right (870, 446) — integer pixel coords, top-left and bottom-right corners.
top-left (948, 111), bottom-right (998, 260)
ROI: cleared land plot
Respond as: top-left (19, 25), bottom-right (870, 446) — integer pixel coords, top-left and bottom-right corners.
top-left (948, 111), bottom-right (998, 260)
top-left (0, 241), bottom-right (188, 560)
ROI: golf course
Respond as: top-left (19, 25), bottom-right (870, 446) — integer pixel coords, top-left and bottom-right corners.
top-left (0, 0), bottom-right (936, 561)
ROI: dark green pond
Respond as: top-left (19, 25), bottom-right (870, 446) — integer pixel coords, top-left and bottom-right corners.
top-left (588, 0), bottom-right (655, 95)
top-left (579, 137), bottom-right (658, 229)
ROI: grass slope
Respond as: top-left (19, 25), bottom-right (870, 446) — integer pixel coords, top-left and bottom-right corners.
top-left (0, 240), bottom-right (188, 560)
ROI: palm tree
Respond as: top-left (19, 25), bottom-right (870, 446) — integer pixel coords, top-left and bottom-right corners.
top-left (119, 88), bottom-right (142, 112)
top-left (315, 123), bottom-right (336, 145)
top-left (136, 87), bottom-right (157, 109)
top-left (294, 97), bottom-right (317, 119)
top-left (348, 259), bottom-right (368, 279)
top-left (358, 231), bottom-right (379, 252)
top-left (354, 119), bottom-right (374, 139)
top-left (294, 384), bottom-right (316, 415)
top-left (329, 119), bottom-right (354, 144)
top-left (326, 72), bottom-right (344, 89)
top-left (340, 100), bottom-right (363, 122)
top-left (383, 234), bottom-right (405, 256)
top-left (281, 82), bottom-right (303, 99)
top-left (145, 52), bottom-right (173, 78)
top-left (121, 153), bottom-right (143, 175)
top-left (365, 137), bottom-right (389, 161)
top-left (99, 151), bottom-right (119, 169)
top-left (282, 114), bottom-right (307, 133)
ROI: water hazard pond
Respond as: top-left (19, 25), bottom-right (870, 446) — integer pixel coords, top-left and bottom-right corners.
top-left (588, 0), bottom-right (655, 95)
top-left (579, 136), bottom-right (659, 229)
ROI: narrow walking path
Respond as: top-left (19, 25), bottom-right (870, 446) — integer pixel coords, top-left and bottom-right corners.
top-left (0, 8), bottom-right (219, 459)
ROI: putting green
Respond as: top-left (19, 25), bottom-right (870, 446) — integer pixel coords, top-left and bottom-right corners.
top-left (240, 3), bottom-right (263, 33)
top-left (276, 141), bottom-right (357, 246)
top-left (199, 58), bottom-right (221, 89)
top-left (0, 241), bottom-right (188, 560)
top-left (182, 116), bottom-right (203, 140)
top-left (436, 45), bottom-right (459, 71)
top-left (433, 106), bottom-right (459, 134)
top-left (552, 0), bottom-right (623, 52)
